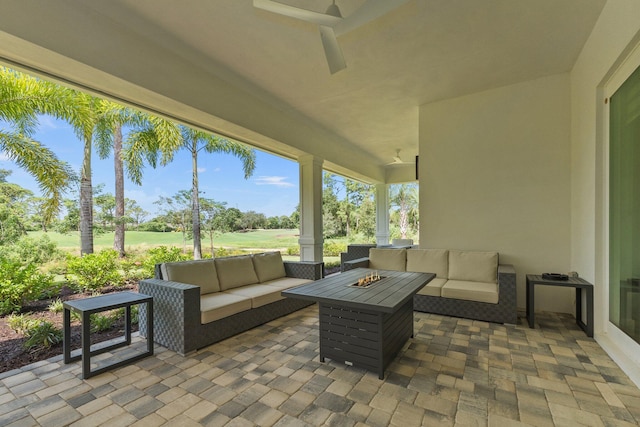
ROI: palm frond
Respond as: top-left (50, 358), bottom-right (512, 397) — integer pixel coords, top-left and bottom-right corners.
top-left (180, 125), bottom-right (257, 179)
top-left (0, 131), bottom-right (75, 223)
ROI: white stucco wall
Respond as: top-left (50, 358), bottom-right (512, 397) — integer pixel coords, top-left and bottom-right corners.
top-left (419, 73), bottom-right (573, 313)
top-left (570, 0), bottom-right (640, 386)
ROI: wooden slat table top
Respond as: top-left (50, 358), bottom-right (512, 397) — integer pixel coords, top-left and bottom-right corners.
top-left (282, 268), bottom-right (435, 314)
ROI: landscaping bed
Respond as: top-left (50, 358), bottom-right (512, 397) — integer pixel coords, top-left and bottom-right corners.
top-left (0, 283), bottom-right (139, 374)
top-left (0, 260), bottom-right (341, 374)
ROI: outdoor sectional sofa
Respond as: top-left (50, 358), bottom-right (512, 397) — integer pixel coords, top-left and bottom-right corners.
top-left (139, 252), bottom-right (323, 355)
top-left (343, 248), bottom-right (517, 324)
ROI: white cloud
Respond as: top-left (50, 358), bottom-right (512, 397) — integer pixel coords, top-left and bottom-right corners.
top-left (39, 116), bottom-right (60, 130)
top-left (254, 176), bottom-right (295, 188)
top-left (197, 167), bottom-right (206, 173)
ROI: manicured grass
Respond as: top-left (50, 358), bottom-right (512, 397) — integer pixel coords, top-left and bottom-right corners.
top-left (27, 229), bottom-right (345, 266)
top-left (28, 229), bottom-right (302, 251)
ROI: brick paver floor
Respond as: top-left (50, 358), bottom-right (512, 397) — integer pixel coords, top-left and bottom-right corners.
top-left (1, 306), bottom-right (639, 426)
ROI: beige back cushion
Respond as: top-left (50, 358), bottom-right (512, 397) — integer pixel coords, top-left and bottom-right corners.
top-left (448, 250), bottom-right (498, 283)
top-left (369, 248), bottom-right (407, 271)
top-left (253, 252), bottom-right (286, 283)
top-left (392, 238), bottom-right (413, 246)
top-left (406, 249), bottom-right (449, 277)
top-left (163, 259), bottom-right (220, 295)
top-left (215, 255), bottom-right (259, 290)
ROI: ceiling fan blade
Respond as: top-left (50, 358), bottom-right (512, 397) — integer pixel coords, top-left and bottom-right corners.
top-left (386, 160), bottom-right (415, 166)
top-left (334, 0), bottom-right (411, 36)
top-left (253, 0), bottom-right (342, 26)
top-left (319, 25), bottom-right (346, 74)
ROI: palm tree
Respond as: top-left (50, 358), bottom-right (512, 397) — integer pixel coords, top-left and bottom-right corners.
top-left (390, 183), bottom-right (418, 239)
top-left (1, 67), bottom-right (120, 254)
top-left (125, 125), bottom-right (255, 259)
top-left (64, 96), bottom-right (172, 255)
top-left (112, 124), bottom-right (126, 256)
top-left (95, 107), bottom-right (181, 257)
top-left (183, 127), bottom-right (255, 259)
top-left (0, 67), bottom-right (76, 223)
top-left (407, 184), bottom-right (419, 236)
top-left (63, 93), bottom-right (109, 255)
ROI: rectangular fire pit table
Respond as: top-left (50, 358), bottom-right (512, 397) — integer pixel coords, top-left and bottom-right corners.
top-left (282, 268), bottom-right (434, 379)
top-left (63, 291), bottom-right (153, 379)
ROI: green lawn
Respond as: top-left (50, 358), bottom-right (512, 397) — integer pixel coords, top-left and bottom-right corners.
top-left (28, 229), bottom-right (301, 251)
top-left (27, 229), bottom-right (347, 266)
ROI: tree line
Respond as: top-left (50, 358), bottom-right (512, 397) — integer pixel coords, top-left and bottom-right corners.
top-left (2, 163), bottom-right (418, 249)
top-left (322, 174), bottom-right (418, 241)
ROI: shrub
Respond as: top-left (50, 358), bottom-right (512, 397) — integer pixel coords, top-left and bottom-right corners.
top-left (48, 298), bottom-right (64, 313)
top-left (24, 320), bottom-right (63, 350)
top-left (130, 304), bottom-right (139, 324)
top-left (119, 258), bottom-right (146, 282)
top-left (323, 240), bottom-right (347, 257)
top-left (38, 281), bottom-right (64, 300)
top-left (112, 305), bottom-right (139, 324)
top-left (141, 246), bottom-right (190, 278)
top-left (286, 246), bottom-right (299, 256)
top-left (0, 258), bottom-right (54, 315)
top-left (139, 221), bottom-right (174, 232)
top-left (66, 250), bottom-right (122, 292)
top-left (7, 313), bottom-right (37, 334)
top-left (324, 260), bottom-right (341, 269)
top-left (90, 313), bottom-right (114, 333)
top-left (3, 235), bottom-right (63, 265)
top-left (214, 247), bottom-right (229, 258)
top-left (323, 260), bottom-right (341, 276)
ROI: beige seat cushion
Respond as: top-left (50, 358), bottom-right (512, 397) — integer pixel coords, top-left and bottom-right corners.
top-left (262, 277), bottom-right (312, 289)
top-left (224, 284), bottom-right (284, 308)
top-left (162, 259), bottom-right (220, 295)
top-left (441, 280), bottom-right (499, 304)
top-left (448, 250), bottom-right (498, 283)
top-left (200, 292), bottom-right (252, 323)
top-left (416, 277), bottom-right (448, 297)
top-left (252, 252), bottom-right (286, 283)
top-left (215, 255), bottom-right (259, 290)
top-left (369, 248), bottom-right (407, 271)
top-left (406, 249), bottom-right (449, 277)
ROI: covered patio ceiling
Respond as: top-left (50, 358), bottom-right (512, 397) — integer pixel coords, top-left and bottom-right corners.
top-left (0, 0), bottom-right (605, 183)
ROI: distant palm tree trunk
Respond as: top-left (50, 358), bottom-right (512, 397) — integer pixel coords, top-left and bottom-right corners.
top-left (399, 204), bottom-right (409, 238)
top-left (191, 140), bottom-right (202, 260)
top-left (80, 135), bottom-right (94, 255)
top-left (113, 125), bottom-right (125, 257)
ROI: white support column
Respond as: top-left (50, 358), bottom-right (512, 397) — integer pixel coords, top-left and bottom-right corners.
top-left (298, 154), bottom-right (324, 261)
top-left (375, 183), bottom-right (390, 246)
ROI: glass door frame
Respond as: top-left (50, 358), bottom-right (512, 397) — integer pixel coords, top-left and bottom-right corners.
top-left (602, 41), bottom-right (640, 348)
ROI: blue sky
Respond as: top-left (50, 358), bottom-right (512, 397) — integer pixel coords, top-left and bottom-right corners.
top-left (1, 116), bottom-right (301, 219)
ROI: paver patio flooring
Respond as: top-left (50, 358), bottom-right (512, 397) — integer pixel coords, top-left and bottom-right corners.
top-left (1, 305), bottom-right (639, 426)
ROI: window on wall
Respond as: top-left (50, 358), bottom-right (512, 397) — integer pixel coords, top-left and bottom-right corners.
top-left (609, 63), bottom-right (640, 344)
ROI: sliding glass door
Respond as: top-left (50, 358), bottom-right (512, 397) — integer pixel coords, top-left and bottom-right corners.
top-left (609, 63), bottom-right (640, 343)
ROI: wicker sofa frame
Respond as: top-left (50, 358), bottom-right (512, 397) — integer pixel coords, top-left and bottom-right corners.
top-left (343, 257), bottom-right (517, 324)
top-left (139, 260), bottom-right (323, 355)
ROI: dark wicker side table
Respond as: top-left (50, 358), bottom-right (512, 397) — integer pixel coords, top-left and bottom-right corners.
top-left (526, 274), bottom-right (593, 337)
top-left (63, 292), bottom-right (154, 379)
